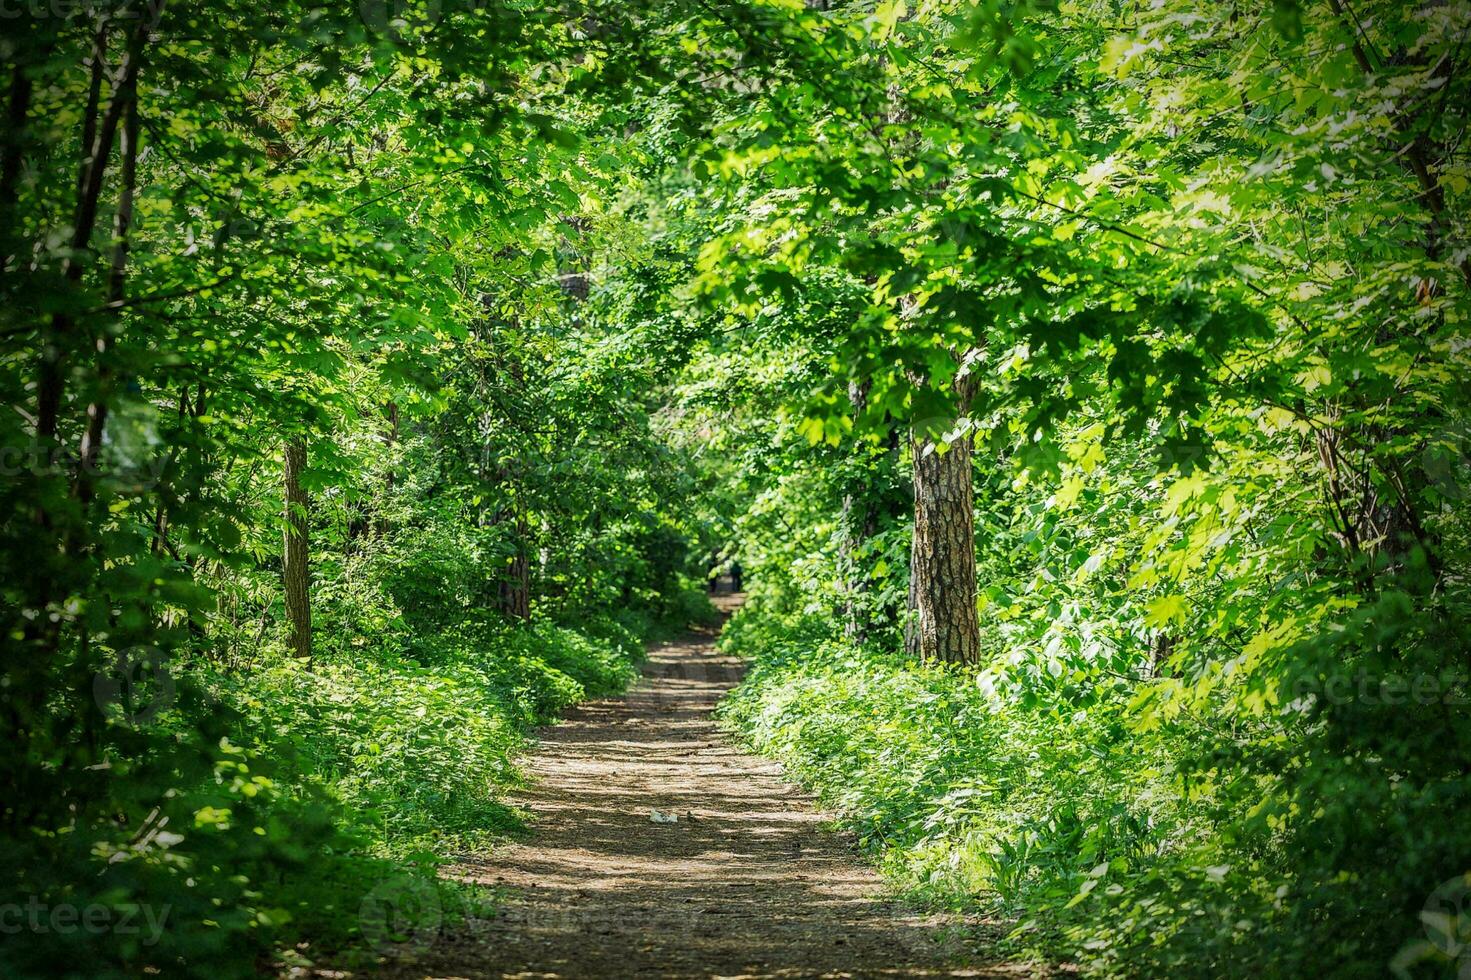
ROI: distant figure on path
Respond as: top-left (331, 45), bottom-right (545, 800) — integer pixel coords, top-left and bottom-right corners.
top-left (730, 560), bottom-right (743, 593)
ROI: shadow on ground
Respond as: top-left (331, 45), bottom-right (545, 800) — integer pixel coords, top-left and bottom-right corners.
top-left (373, 594), bottom-right (1047, 979)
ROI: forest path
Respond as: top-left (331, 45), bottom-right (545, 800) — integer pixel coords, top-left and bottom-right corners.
top-left (382, 593), bottom-right (1038, 979)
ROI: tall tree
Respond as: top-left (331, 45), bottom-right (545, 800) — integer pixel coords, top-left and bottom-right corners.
top-left (903, 375), bottom-right (980, 665)
top-left (282, 438), bottom-right (311, 658)
top-left (838, 379), bottom-right (880, 642)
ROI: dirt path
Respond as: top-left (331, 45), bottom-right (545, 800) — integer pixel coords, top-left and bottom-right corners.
top-left (383, 596), bottom-right (1038, 979)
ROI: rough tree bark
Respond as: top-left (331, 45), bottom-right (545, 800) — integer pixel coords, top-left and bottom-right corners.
top-left (904, 376), bottom-right (981, 665)
top-left (282, 438), bottom-right (312, 658)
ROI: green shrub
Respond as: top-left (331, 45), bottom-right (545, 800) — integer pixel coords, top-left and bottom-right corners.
top-left (718, 594), bottom-right (1471, 978)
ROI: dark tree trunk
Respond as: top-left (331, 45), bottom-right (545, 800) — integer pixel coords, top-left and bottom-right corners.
top-left (376, 397), bottom-right (400, 535)
top-left (75, 68), bottom-right (141, 506)
top-left (0, 56), bottom-right (37, 231)
top-left (1298, 9), bottom-right (1457, 584)
top-left (904, 379), bottom-right (980, 665)
top-left (37, 26), bottom-right (129, 443)
top-left (282, 438), bottom-right (312, 658)
top-left (496, 507), bottom-right (531, 621)
top-left (485, 348), bottom-right (531, 621)
top-left (382, 400), bottom-right (399, 491)
top-left (1304, 1), bottom-right (1458, 589)
top-left (75, 20), bottom-right (108, 204)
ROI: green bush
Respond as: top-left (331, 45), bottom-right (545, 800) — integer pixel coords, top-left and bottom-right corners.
top-left (718, 594), bottom-right (1471, 978)
top-left (0, 561), bottom-right (687, 978)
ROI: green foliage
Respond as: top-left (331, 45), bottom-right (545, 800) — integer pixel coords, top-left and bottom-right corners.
top-left (4, 0), bottom-right (1470, 975)
top-left (661, 0), bottom-right (1471, 974)
top-left (0, 1), bottom-right (717, 973)
top-left (718, 601), bottom-right (1179, 922)
top-left (720, 589), bottom-right (1471, 977)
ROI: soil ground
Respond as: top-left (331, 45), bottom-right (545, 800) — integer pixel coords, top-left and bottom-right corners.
top-left (378, 594), bottom-right (1045, 979)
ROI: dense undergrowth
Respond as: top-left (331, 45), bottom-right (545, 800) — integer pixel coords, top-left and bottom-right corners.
top-left (718, 600), bottom-right (1179, 972)
top-left (6, 0), bottom-right (1470, 977)
top-left (720, 579), bottom-right (1469, 978)
top-left (5, 513), bottom-right (710, 979)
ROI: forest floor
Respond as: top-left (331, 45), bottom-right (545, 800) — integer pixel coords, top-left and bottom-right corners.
top-left (375, 593), bottom-right (1045, 979)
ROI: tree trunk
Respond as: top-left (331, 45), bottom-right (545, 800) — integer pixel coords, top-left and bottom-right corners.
top-left (839, 380), bottom-right (878, 642)
top-left (365, 400), bottom-right (399, 539)
top-left (1308, 6), bottom-right (1457, 584)
top-left (904, 379), bottom-right (981, 665)
top-left (75, 67), bottom-right (141, 507)
top-left (75, 19), bottom-right (108, 205)
top-left (0, 54), bottom-right (38, 232)
top-left (490, 482), bottom-right (530, 621)
top-left (382, 400), bottom-right (399, 491)
top-left (282, 438), bottom-right (312, 658)
top-left (37, 24), bottom-right (138, 444)
top-left (497, 507), bottom-right (531, 621)
top-left (485, 347), bottom-right (531, 621)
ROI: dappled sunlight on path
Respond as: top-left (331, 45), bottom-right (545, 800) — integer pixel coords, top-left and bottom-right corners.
top-left (379, 593), bottom-right (1042, 979)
